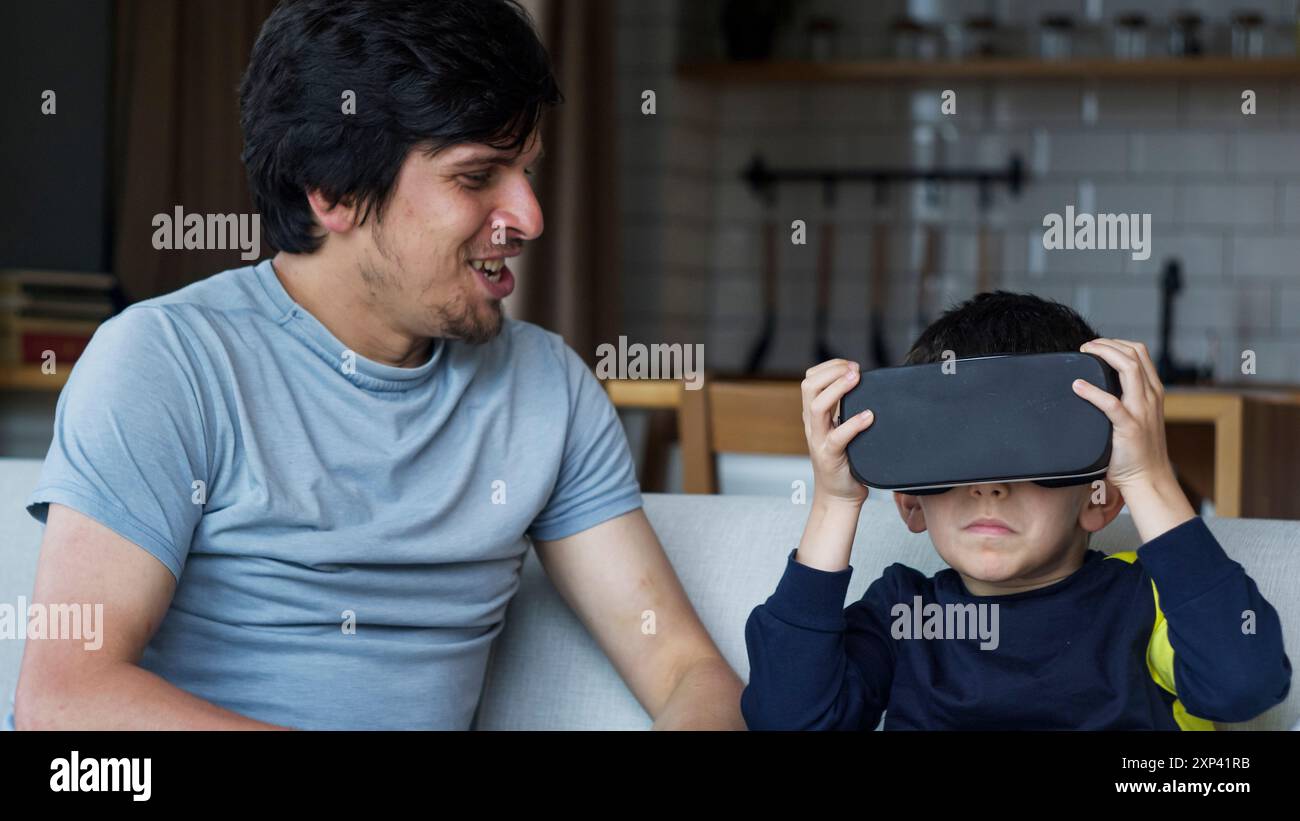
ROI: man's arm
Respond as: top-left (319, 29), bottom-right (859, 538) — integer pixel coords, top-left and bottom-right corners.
top-left (14, 503), bottom-right (288, 730)
top-left (531, 508), bottom-right (745, 730)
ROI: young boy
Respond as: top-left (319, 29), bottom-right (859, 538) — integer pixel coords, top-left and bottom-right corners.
top-left (741, 292), bottom-right (1292, 730)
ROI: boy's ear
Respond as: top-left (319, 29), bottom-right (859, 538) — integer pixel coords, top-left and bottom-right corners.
top-left (894, 492), bottom-right (929, 534)
top-left (1078, 479), bottom-right (1125, 533)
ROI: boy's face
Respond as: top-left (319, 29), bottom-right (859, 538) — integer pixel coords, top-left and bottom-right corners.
top-left (894, 481), bottom-right (1122, 596)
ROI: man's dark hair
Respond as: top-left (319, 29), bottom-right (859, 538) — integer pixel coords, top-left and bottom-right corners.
top-left (239, 0), bottom-right (563, 254)
top-left (903, 291), bottom-right (1101, 365)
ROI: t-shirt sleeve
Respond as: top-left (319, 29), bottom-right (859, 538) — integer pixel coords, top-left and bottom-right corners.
top-left (527, 339), bottom-right (642, 542)
top-left (25, 306), bottom-right (212, 581)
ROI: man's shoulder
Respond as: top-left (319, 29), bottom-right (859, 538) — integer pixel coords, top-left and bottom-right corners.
top-left (129, 260), bottom-right (269, 321)
top-left (75, 262), bottom-right (270, 382)
top-left (496, 317), bottom-right (583, 374)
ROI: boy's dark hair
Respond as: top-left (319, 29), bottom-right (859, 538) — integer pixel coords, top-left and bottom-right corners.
top-left (903, 291), bottom-right (1101, 365)
top-left (239, 0), bottom-right (563, 254)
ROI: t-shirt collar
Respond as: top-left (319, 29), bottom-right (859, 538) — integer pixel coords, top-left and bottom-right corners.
top-left (254, 258), bottom-right (445, 392)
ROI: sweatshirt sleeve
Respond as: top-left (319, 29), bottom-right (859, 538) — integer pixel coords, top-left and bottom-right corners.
top-left (741, 549), bottom-right (896, 731)
top-left (1137, 516), bottom-right (1292, 723)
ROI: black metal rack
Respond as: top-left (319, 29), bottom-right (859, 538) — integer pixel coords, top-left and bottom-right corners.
top-left (741, 153), bottom-right (1026, 205)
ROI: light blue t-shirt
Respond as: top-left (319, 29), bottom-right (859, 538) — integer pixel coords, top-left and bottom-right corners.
top-left (8, 258), bottom-right (642, 730)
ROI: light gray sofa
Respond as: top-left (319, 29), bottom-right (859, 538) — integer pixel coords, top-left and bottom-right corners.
top-left (2, 456), bottom-right (1297, 730)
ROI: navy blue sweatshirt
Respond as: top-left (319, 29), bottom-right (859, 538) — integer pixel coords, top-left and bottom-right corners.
top-left (742, 517), bottom-right (1291, 730)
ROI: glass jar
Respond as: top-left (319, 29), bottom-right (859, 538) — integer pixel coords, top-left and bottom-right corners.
top-left (1168, 12), bottom-right (1204, 57)
top-left (806, 17), bottom-right (838, 62)
top-left (1231, 12), bottom-right (1265, 59)
top-left (892, 17), bottom-right (940, 61)
top-left (1113, 13), bottom-right (1149, 60)
top-left (962, 16), bottom-right (998, 59)
top-left (1038, 15), bottom-right (1074, 60)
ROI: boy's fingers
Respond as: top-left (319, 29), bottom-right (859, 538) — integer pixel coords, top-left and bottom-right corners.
top-left (1072, 377), bottom-right (1133, 428)
top-left (1082, 339), bottom-right (1150, 406)
top-left (809, 367), bottom-right (859, 431)
top-left (801, 361), bottom-right (858, 407)
top-left (825, 408), bottom-right (874, 452)
top-left (804, 359), bottom-right (856, 381)
top-left (1110, 338), bottom-right (1163, 396)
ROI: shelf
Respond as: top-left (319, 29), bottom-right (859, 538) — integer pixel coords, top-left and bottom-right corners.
top-left (677, 56), bottom-right (1300, 83)
top-left (0, 364), bottom-right (70, 391)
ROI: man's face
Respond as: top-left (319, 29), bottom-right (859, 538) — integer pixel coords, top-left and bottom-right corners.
top-left (895, 482), bottom-right (1100, 594)
top-left (357, 131), bottom-right (545, 344)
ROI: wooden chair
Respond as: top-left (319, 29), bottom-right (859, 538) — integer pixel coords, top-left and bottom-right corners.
top-left (605, 378), bottom-right (1300, 517)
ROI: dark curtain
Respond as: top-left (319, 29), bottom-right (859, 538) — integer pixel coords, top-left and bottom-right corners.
top-left (111, 0), bottom-right (275, 302)
top-left (512, 0), bottom-right (622, 363)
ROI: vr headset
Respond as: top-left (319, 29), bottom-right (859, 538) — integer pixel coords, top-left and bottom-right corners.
top-left (839, 352), bottom-right (1121, 495)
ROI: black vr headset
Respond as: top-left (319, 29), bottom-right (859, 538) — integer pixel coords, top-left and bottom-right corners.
top-left (839, 352), bottom-right (1122, 495)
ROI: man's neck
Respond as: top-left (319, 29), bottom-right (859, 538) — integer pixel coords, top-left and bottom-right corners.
top-left (270, 251), bottom-right (433, 369)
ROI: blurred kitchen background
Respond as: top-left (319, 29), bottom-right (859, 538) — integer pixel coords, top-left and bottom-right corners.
top-left (3, 0), bottom-right (1300, 517)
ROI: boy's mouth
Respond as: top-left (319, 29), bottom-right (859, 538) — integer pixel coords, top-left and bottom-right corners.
top-left (964, 517), bottom-right (1015, 535)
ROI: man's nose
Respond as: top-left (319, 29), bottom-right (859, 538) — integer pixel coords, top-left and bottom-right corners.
top-left (492, 173), bottom-right (544, 244)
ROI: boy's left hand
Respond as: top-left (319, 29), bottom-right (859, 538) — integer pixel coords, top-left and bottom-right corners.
top-left (1071, 338), bottom-right (1197, 542)
top-left (1071, 338), bottom-right (1175, 493)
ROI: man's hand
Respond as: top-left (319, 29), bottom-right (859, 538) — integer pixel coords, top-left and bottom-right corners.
top-left (532, 509), bottom-right (745, 730)
top-left (1072, 338), bottom-right (1197, 542)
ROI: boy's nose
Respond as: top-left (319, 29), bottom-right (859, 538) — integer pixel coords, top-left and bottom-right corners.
top-left (968, 482), bottom-right (1009, 498)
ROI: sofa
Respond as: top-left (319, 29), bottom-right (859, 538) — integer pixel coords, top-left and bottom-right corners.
top-left (2, 456), bottom-right (1297, 730)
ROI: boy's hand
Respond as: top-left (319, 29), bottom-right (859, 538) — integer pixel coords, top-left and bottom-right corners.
top-left (801, 359), bottom-right (875, 507)
top-left (1071, 338), bottom-right (1171, 491)
top-left (1071, 338), bottom-right (1196, 541)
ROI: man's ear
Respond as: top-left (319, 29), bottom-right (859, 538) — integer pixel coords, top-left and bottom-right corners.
top-left (1078, 479), bottom-right (1124, 534)
top-left (305, 188), bottom-right (361, 234)
top-left (894, 492), bottom-right (929, 534)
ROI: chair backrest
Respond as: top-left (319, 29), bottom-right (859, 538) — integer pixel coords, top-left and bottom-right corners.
top-left (678, 380), bottom-right (803, 493)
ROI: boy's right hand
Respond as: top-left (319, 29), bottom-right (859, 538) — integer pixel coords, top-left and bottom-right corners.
top-left (801, 359), bottom-right (875, 507)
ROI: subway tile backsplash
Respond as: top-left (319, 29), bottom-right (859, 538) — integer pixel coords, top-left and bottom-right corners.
top-left (614, 0), bottom-right (1300, 384)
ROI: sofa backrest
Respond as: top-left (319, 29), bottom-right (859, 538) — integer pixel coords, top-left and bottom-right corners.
top-left (473, 493), bottom-right (1300, 730)
top-left (0, 458), bottom-right (45, 720)
top-left (3, 457), bottom-right (1295, 730)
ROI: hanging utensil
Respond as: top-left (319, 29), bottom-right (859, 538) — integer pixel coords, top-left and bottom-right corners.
top-left (975, 181), bottom-right (998, 295)
top-left (743, 189), bottom-right (779, 375)
top-left (814, 178), bottom-right (840, 364)
top-left (869, 181), bottom-right (891, 368)
top-left (914, 224), bottom-right (942, 336)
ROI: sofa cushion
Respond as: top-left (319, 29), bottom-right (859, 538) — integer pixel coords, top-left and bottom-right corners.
top-left (472, 493), bottom-right (1300, 730)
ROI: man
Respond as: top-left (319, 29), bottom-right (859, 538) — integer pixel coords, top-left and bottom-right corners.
top-left (10, 0), bottom-right (744, 730)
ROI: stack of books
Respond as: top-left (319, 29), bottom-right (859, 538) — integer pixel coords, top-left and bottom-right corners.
top-left (0, 269), bottom-right (116, 368)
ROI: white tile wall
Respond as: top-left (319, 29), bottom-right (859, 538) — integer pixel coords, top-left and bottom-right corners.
top-left (615, 0), bottom-right (1300, 383)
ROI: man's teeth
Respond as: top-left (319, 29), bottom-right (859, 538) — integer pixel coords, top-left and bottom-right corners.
top-left (470, 258), bottom-right (505, 282)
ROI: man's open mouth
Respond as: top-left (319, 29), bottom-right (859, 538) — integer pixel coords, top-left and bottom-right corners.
top-left (468, 257), bottom-right (515, 299)
top-left (470, 258), bottom-right (505, 283)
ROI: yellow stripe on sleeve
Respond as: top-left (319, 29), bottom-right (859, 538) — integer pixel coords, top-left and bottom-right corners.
top-left (1105, 551), bottom-right (1215, 731)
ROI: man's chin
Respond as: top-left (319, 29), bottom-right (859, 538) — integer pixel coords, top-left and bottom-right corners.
top-left (446, 303), bottom-right (504, 345)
